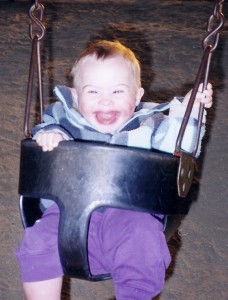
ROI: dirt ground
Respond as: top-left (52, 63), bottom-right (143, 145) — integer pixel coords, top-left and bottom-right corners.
top-left (0, 1), bottom-right (227, 299)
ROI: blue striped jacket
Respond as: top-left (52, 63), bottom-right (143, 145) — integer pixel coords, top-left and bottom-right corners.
top-left (33, 85), bottom-right (206, 157)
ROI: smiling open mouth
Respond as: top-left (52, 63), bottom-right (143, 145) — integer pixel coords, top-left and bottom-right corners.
top-left (95, 111), bottom-right (119, 125)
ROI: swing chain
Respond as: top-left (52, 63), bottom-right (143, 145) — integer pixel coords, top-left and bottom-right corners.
top-left (24, 0), bottom-right (45, 138)
top-left (175, 0), bottom-right (225, 197)
top-left (203, 0), bottom-right (225, 52)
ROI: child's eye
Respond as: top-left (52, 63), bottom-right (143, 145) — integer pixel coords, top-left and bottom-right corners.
top-left (88, 90), bottom-right (97, 94)
top-left (113, 90), bottom-right (124, 94)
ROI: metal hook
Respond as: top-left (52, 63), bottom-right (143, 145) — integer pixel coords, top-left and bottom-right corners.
top-left (29, 3), bottom-right (46, 41)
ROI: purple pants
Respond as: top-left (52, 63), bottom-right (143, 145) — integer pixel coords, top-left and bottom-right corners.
top-left (15, 204), bottom-right (171, 299)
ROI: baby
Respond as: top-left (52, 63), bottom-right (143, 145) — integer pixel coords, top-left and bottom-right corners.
top-left (16, 40), bottom-right (213, 300)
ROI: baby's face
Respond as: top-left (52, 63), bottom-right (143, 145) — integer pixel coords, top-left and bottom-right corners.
top-left (73, 55), bottom-right (144, 133)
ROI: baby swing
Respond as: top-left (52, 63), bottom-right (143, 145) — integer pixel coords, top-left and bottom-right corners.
top-left (18, 0), bottom-right (225, 281)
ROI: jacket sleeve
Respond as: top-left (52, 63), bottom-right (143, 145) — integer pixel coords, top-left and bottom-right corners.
top-left (151, 97), bottom-right (206, 157)
top-left (32, 103), bottom-right (74, 140)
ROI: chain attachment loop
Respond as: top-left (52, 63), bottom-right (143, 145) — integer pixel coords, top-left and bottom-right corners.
top-left (29, 2), bottom-right (46, 41)
top-left (34, 0), bottom-right (39, 9)
top-left (203, 0), bottom-right (225, 52)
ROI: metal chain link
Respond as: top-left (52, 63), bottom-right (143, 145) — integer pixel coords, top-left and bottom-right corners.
top-left (203, 0), bottom-right (225, 52)
top-left (34, 0), bottom-right (39, 9)
top-left (24, 0), bottom-right (46, 138)
top-left (29, 1), bottom-right (45, 41)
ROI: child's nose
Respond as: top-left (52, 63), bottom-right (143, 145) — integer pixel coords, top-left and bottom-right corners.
top-left (99, 96), bottom-right (113, 106)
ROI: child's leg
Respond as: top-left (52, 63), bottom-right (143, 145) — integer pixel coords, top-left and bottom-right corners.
top-left (15, 203), bottom-right (63, 299)
top-left (23, 277), bottom-right (62, 300)
top-left (89, 208), bottom-right (171, 300)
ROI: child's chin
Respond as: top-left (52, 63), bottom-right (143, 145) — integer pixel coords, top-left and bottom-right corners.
top-left (96, 124), bottom-right (117, 134)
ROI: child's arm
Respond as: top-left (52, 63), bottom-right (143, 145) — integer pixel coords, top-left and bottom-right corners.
top-left (32, 103), bottom-right (71, 152)
top-left (151, 83), bottom-right (213, 156)
top-left (32, 90), bottom-right (76, 151)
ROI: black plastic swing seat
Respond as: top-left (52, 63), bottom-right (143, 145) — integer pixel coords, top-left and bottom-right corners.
top-left (18, 139), bottom-right (195, 281)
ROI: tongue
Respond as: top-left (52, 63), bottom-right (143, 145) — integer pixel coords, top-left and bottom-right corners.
top-left (96, 112), bottom-right (118, 125)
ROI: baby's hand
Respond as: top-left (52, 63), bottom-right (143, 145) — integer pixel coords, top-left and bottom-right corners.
top-left (36, 132), bottom-right (65, 152)
top-left (183, 83), bottom-right (213, 108)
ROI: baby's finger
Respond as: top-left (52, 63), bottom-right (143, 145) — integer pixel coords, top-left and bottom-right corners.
top-left (206, 83), bottom-right (212, 91)
top-left (41, 133), bottom-right (50, 152)
top-left (46, 132), bottom-right (64, 151)
top-left (202, 96), bottom-right (213, 108)
top-left (198, 82), bottom-right (212, 93)
top-left (45, 133), bottom-right (56, 151)
top-left (198, 92), bottom-right (213, 108)
top-left (36, 132), bottom-right (47, 150)
top-left (52, 133), bottom-right (63, 148)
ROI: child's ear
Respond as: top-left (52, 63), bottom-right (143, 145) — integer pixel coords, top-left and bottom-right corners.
top-left (70, 87), bottom-right (78, 106)
top-left (136, 87), bottom-right (144, 106)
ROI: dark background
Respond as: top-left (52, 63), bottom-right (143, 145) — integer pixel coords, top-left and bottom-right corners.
top-left (0, 1), bottom-right (227, 299)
